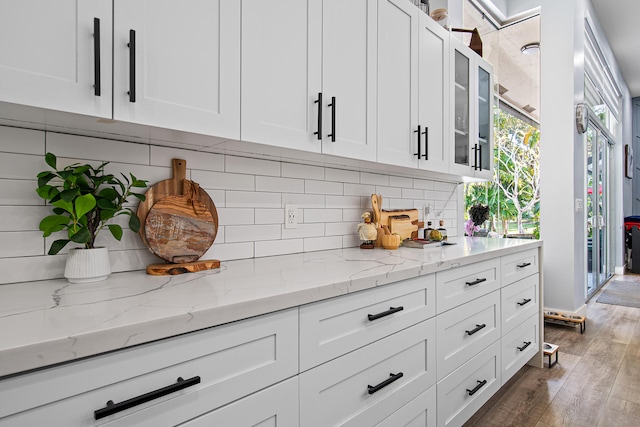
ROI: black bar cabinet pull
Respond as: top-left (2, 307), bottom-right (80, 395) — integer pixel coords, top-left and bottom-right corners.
top-left (93, 18), bottom-right (101, 96)
top-left (478, 144), bottom-right (483, 171)
top-left (368, 372), bottom-right (403, 395)
top-left (517, 262), bottom-right (531, 268)
top-left (94, 376), bottom-right (200, 420)
top-left (422, 126), bottom-right (429, 160)
top-left (465, 323), bottom-right (486, 336)
top-left (517, 298), bottom-right (532, 306)
top-left (414, 125), bottom-right (422, 158)
top-left (517, 341), bottom-right (532, 352)
top-left (127, 29), bottom-right (136, 103)
top-left (465, 278), bottom-right (487, 286)
top-left (328, 96), bottom-right (336, 141)
top-left (473, 144), bottom-right (479, 170)
top-left (466, 379), bottom-right (487, 396)
top-left (368, 306), bottom-right (404, 321)
top-left (314, 93), bottom-right (323, 140)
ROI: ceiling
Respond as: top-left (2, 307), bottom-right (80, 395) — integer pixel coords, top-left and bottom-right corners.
top-left (590, 0), bottom-right (640, 97)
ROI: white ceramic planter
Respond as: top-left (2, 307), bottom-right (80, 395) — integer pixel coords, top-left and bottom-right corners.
top-left (64, 247), bottom-right (111, 283)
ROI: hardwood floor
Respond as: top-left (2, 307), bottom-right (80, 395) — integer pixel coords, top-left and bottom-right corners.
top-left (464, 273), bottom-right (640, 427)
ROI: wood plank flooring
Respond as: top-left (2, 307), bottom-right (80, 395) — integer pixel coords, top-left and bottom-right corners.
top-left (464, 273), bottom-right (640, 427)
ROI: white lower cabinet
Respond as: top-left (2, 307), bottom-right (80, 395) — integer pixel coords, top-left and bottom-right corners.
top-left (376, 384), bottom-right (437, 427)
top-left (501, 313), bottom-right (540, 384)
top-left (178, 377), bottom-right (299, 427)
top-left (437, 340), bottom-right (502, 427)
top-left (299, 318), bottom-right (436, 427)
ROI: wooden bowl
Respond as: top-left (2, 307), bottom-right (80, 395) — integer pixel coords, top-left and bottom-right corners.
top-left (382, 234), bottom-right (401, 250)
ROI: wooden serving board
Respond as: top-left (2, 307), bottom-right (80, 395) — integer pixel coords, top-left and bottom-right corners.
top-left (146, 259), bottom-right (221, 276)
top-left (145, 181), bottom-right (216, 263)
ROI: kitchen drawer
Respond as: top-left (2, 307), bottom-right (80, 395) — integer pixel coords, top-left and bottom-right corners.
top-left (375, 384), bottom-right (436, 427)
top-left (436, 258), bottom-right (500, 313)
top-left (437, 340), bottom-right (502, 427)
top-left (502, 313), bottom-right (539, 384)
top-left (501, 273), bottom-right (539, 334)
top-left (300, 274), bottom-right (435, 371)
top-left (501, 248), bottom-right (539, 286)
top-left (177, 377), bottom-right (298, 427)
top-left (0, 309), bottom-right (297, 426)
top-left (300, 318), bottom-right (436, 427)
top-left (436, 290), bottom-right (500, 380)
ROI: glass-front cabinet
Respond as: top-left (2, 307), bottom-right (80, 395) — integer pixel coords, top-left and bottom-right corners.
top-left (450, 36), bottom-right (494, 180)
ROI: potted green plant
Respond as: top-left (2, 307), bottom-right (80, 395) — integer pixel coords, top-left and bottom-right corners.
top-left (36, 153), bottom-right (147, 283)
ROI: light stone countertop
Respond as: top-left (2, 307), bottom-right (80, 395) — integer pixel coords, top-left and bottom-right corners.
top-left (0, 237), bottom-right (541, 378)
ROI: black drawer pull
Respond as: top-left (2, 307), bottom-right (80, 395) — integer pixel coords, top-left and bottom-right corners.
top-left (466, 379), bottom-right (487, 396)
top-left (414, 125), bottom-right (422, 158)
top-left (94, 376), bottom-right (200, 420)
top-left (368, 372), bottom-right (403, 395)
top-left (93, 18), bottom-right (101, 96)
top-left (127, 29), bottom-right (136, 102)
top-left (465, 324), bottom-right (486, 336)
top-left (517, 341), bottom-right (532, 351)
top-left (465, 278), bottom-right (487, 286)
top-left (328, 96), bottom-right (336, 142)
top-left (516, 262), bottom-right (531, 268)
top-left (517, 298), bottom-right (532, 306)
top-left (314, 92), bottom-right (322, 140)
top-left (368, 306), bottom-right (404, 321)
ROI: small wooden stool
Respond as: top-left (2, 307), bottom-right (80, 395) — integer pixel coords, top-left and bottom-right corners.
top-left (543, 311), bottom-right (586, 334)
top-left (543, 342), bottom-right (559, 368)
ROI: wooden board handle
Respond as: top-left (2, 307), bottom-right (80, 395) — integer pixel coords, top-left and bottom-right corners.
top-left (171, 159), bottom-right (187, 195)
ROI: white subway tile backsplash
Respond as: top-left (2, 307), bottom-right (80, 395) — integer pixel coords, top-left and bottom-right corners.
top-left (255, 239), bottom-right (304, 257)
top-left (226, 156), bottom-right (280, 176)
top-left (344, 183), bottom-right (376, 197)
top-left (281, 193), bottom-right (324, 208)
top-left (305, 180), bottom-right (343, 195)
top-left (0, 125), bottom-right (459, 283)
top-left (217, 208), bottom-right (255, 226)
top-left (226, 191), bottom-right (282, 208)
top-left (150, 146), bottom-right (224, 171)
top-left (193, 170), bottom-right (255, 191)
top-left (282, 162), bottom-right (324, 180)
top-left (256, 176), bottom-right (304, 193)
top-left (325, 168), bottom-right (359, 183)
top-left (46, 133), bottom-right (149, 165)
top-left (0, 127), bottom-right (44, 155)
top-left (325, 195), bottom-right (361, 209)
top-left (304, 236), bottom-right (342, 252)
top-left (389, 176), bottom-right (413, 188)
top-left (225, 224), bottom-right (281, 243)
top-left (360, 172), bottom-right (389, 186)
top-left (304, 208), bottom-right (341, 223)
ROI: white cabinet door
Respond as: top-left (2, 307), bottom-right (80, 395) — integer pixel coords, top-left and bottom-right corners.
top-left (449, 37), bottom-right (494, 179)
top-left (320, 0), bottom-right (376, 161)
top-left (377, 0), bottom-right (420, 169)
top-left (417, 12), bottom-right (449, 173)
top-left (0, 0), bottom-right (112, 118)
top-left (241, 0), bottom-right (322, 153)
top-left (113, 0), bottom-right (240, 139)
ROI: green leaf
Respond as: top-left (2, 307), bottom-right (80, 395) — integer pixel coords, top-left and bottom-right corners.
top-left (108, 224), bottom-right (123, 241)
top-left (74, 194), bottom-right (96, 218)
top-left (48, 239), bottom-right (70, 255)
top-left (100, 209), bottom-right (116, 221)
top-left (36, 185), bottom-right (59, 200)
top-left (97, 198), bottom-right (116, 210)
top-left (69, 227), bottom-right (91, 243)
top-left (52, 198), bottom-right (74, 215)
top-left (129, 213), bottom-right (141, 233)
top-left (132, 179), bottom-right (148, 188)
top-left (52, 207), bottom-right (66, 215)
top-left (37, 172), bottom-right (56, 187)
top-left (59, 188), bottom-right (79, 202)
top-left (98, 187), bottom-right (118, 200)
top-left (132, 193), bottom-right (146, 202)
top-left (45, 152), bottom-right (57, 169)
top-left (39, 215), bottom-right (70, 236)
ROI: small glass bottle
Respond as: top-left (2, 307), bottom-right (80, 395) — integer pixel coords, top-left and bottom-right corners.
top-left (438, 220), bottom-right (448, 241)
top-left (424, 221), bottom-right (434, 240)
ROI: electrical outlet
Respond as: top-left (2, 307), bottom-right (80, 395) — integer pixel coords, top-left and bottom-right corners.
top-left (285, 204), bottom-right (298, 229)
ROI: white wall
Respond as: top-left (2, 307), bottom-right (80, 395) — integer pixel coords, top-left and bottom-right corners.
top-left (0, 125), bottom-right (459, 285)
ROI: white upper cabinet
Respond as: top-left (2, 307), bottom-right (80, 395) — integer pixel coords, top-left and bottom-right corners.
top-left (377, 0), bottom-right (449, 172)
top-left (113, 0), bottom-right (240, 139)
top-left (241, 0), bottom-right (376, 161)
top-left (449, 36), bottom-right (494, 180)
top-left (0, 0), bottom-right (112, 118)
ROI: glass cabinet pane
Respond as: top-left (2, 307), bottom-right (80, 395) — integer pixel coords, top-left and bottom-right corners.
top-left (454, 49), bottom-right (469, 166)
top-left (478, 65), bottom-right (490, 170)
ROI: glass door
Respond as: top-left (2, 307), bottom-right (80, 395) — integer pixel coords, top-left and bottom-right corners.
top-left (586, 123), bottom-right (612, 298)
